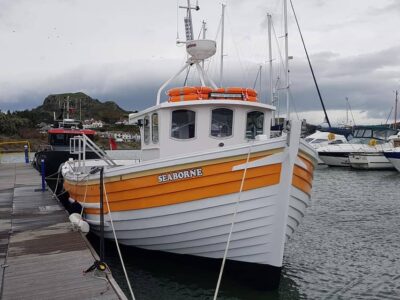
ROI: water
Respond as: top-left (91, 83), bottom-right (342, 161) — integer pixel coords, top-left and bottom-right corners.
top-left (95, 167), bottom-right (400, 300)
top-left (5, 152), bottom-right (398, 299)
top-left (0, 152), bottom-right (35, 164)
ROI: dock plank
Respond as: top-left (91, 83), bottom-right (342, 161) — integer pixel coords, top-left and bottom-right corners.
top-left (0, 163), bottom-right (126, 300)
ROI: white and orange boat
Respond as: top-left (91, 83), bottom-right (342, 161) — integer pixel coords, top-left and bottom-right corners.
top-left (61, 1), bottom-right (318, 290)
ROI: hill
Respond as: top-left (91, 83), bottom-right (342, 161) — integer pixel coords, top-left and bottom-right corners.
top-left (33, 92), bottom-right (130, 124)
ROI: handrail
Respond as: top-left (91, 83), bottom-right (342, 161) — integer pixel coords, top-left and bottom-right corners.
top-left (0, 140), bottom-right (31, 153)
top-left (69, 134), bottom-right (117, 172)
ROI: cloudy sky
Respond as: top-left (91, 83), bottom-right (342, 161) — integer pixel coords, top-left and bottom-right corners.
top-left (0, 0), bottom-right (399, 125)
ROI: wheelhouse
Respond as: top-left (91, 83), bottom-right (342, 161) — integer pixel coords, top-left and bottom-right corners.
top-left (48, 128), bottom-right (96, 149)
top-left (129, 99), bottom-right (275, 161)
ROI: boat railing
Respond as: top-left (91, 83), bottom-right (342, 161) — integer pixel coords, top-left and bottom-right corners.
top-left (69, 134), bottom-right (117, 172)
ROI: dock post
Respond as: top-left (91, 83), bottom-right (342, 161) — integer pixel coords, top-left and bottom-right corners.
top-left (99, 167), bottom-right (105, 262)
top-left (41, 159), bottom-right (46, 191)
top-left (24, 145), bottom-right (29, 163)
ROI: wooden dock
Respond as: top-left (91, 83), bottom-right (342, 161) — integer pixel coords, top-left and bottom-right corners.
top-left (0, 163), bottom-right (127, 299)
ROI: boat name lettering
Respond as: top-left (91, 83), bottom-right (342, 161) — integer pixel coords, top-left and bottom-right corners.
top-left (158, 168), bottom-right (203, 183)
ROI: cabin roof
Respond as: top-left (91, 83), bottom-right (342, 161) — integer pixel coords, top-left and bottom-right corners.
top-left (48, 128), bottom-right (96, 135)
top-left (129, 99), bottom-right (275, 122)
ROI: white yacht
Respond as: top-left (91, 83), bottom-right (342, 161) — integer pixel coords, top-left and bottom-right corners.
top-left (318, 126), bottom-right (398, 167)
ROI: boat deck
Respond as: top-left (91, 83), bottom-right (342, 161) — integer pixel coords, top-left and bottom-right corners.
top-left (0, 163), bottom-right (126, 299)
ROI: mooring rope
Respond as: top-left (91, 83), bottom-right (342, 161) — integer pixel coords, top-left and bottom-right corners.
top-left (213, 142), bottom-right (253, 300)
top-left (102, 176), bottom-right (136, 300)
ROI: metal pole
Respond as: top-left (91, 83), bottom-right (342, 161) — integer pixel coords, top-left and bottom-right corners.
top-left (284, 0), bottom-right (290, 121)
top-left (24, 145), bottom-right (29, 164)
top-left (395, 90), bottom-right (398, 130)
top-left (40, 159), bottom-right (46, 191)
top-left (99, 167), bottom-right (105, 262)
top-left (219, 3), bottom-right (226, 87)
top-left (268, 13), bottom-right (274, 109)
top-left (202, 20), bottom-right (207, 69)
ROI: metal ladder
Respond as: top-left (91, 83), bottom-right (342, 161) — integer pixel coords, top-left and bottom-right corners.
top-left (69, 134), bottom-right (117, 172)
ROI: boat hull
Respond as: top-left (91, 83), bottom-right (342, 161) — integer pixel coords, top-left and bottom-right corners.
top-left (383, 150), bottom-right (400, 172)
top-left (349, 153), bottom-right (394, 170)
top-left (317, 151), bottom-right (350, 167)
top-left (63, 136), bottom-right (317, 289)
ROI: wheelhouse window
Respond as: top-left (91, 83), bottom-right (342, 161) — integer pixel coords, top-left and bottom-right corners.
top-left (152, 113), bottom-right (159, 143)
top-left (143, 115), bottom-right (150, 144)
top-left (171, 110), bottom-right (196, 139)
top-left (211, 108), bottom-right (233, 138)
top-left (246, 111), bottom-right (264, 139)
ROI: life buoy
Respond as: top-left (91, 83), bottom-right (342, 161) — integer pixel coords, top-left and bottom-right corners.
top-left (169, 93), bottom-right (210, 102)
top-left (328, 133), bottom-right (336, 141)
top-left (368, 139), bottom-right (377, 146)
top-left (211, 87), bottom-right (258, 101)
top-left (167, 86), bottom-right (212, 97)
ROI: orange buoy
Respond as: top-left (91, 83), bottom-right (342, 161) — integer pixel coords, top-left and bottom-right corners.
top-left (210, 87), bottom-right (258, 101)
top-left (169, 93), bottom-right (210, 102)
top-left (167, 86), bottom-right (212, 97)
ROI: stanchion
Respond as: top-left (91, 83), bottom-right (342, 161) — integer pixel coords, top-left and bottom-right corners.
top-left (99, 167), bottom-right (105, 262)
top-left (35, 158), bottom-right (48, 192)
top-left (24, 145), bottom-right (29, 164)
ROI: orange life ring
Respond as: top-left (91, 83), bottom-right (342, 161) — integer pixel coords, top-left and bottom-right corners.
top-left (245, 96), bottom-right (257, 102)
top-left (211, 87), bottom-right (258, 98)
top-left (169, 93), bottom-right (210, 102)
top-left (167, 86), bottom-right (212, 97)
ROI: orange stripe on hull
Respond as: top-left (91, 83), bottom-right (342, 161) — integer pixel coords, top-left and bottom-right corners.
top-left (67, 162), bottom-right (282, 213)
top-left (292, 154), bottom-right (315, 195)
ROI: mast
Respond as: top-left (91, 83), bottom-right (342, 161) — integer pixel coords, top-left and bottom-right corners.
top-left (66, 96), bottom-right (70, 119)
top-left (267, 13), bottom-right (275, 125)
top-left (283, 0), bottom-right (290, 121)
top-left (346, 97), bottom-right (349, 125)
top-left (395, 90), bottom-right (398, 130)
top-left (219, 3), bottom-right (226, 87)
top-left (201, 20), bottom-right (207, 69)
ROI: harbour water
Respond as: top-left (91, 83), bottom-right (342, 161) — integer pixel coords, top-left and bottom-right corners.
top-left (2, 154), bottom-right (399, 299)
top-left (95, 167), bottom-right (400, 299)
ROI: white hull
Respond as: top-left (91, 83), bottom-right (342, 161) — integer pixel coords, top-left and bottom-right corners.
top-left (85, 184), bottom-right (310, 267)
top-left (349, 153), bottom-right (394, 170)
top-left (387, 157), bottom-right (400, 172)
top-left (318, 154), bottom-right (350, 167)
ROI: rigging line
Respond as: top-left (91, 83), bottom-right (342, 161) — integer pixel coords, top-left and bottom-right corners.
top-left (183, 66), bottom-right (191, 86)
top-left (226, 11), bottom-right (249, 85)
top-left (289, 0), bottom-right (331, 128)
top-left (288, 88), bottom-right (300, 120)
top-left (252, 67), bottom-right (261, 89)
top-left (102, 177), bottom-right (136, 300)
top-left (271, 22), bottom-right (286, 80)
top-left (213, 142), bottom-right (253, 300)
top-left (347, 98), bottom-right (357, 126)
top-left (385, 107), bottom-right (393, 125)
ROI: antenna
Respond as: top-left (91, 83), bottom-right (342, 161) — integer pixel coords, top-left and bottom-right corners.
top-left (179, 0), bottom-right (200, 41)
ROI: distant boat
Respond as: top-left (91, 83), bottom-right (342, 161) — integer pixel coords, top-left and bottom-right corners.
top-left (61, 0), bottom-right (318, 290)
top-left (383, 147), bottom-right (400, 172)
top-left (318, 126), bottom-right (398, 167)
top-left (33, 98), bottom-right (100, 179)
top-left (304, 130), bottom-right (348, 164)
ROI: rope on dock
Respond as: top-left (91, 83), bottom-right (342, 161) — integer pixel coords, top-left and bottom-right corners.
top-left (103, 175), bottom-right (136, 300)
top-left (213, 142), bottom-right (253, 300)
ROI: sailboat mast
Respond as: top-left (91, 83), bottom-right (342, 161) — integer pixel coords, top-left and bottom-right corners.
top-left (395, 90), bottom-right (398, 130)
top-left (219, 3), bottom-right (226, 87)
top-left (283, 0), bottom-right (290, 121)
top-left (66, 96), bottom-right (70, 119)
top-left (268, 14), bottom-right (273, 105)
top-left (346, 97), bottom-right (349, 125)
top-left (202, 20), bottom-right (207, 69)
